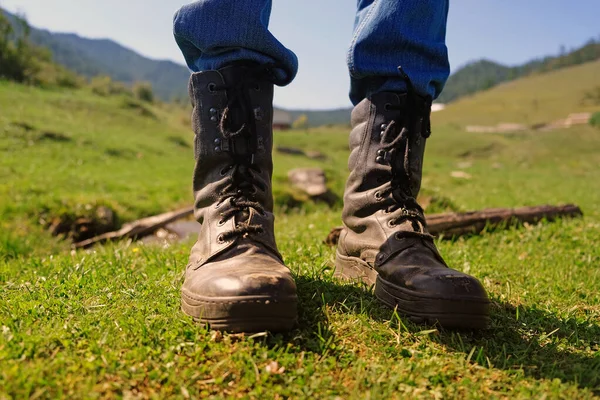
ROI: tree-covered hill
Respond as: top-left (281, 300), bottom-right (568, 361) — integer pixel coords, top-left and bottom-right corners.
top-left (436, 60), bottom-right (512, 103)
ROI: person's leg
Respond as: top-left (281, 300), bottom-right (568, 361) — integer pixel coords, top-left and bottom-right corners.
top-left (174, 0), bottom-right (297, 332)
top-left (173, 0), bottom-right (297, 85)
top-left (336, 0), bottom-right (490, 329)
top-left (347, 0), bottom-right (450, 104)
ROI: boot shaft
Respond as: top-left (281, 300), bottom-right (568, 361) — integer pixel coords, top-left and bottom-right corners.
top-left (340, 91), bottom-right (432, 261)
top-left (346, 92), bottom-right (431, 203)
top-left (343, 91), bottom-right (431, 219)
top-left (189, 65), bottom-right (276, 212)
top-left (187, 64), bottom-right (281, 269)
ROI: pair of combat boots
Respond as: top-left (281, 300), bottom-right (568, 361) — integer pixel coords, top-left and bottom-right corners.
top-left (180, 64), bottom-right (490, 332)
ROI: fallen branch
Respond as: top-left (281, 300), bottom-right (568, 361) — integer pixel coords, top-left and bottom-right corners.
top-left (73, 206), bottom-right (194, 249)
top-left (74, 203), bottom-right (582, 249)
top-left (325, 204), bottom-right (582, 246)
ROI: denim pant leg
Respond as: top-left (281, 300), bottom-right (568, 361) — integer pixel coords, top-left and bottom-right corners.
top-left (348, 0), bottom-right (450, 104)
top-left (173, 0), bottom-right (298, 86)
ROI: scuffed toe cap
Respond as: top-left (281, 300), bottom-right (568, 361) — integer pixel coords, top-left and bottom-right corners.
top-left (377, 241), bottom-right (489, 301)
top-left (406, 269), bottom-right (489, 300)
top-left (182, 254), bottom-right (297, 299)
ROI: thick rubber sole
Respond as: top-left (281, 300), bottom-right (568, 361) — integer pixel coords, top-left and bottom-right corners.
top-left (335, 251), bottom-right (490, 329)
top-left (181, 291), bottom-right (297, 333)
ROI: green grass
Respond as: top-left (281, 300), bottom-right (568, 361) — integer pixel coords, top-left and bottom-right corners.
top-left (1, 77), bottom-right (600, 398)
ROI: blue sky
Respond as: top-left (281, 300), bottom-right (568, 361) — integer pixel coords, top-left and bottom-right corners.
top-left (1, 0), bottom-right (599, 109)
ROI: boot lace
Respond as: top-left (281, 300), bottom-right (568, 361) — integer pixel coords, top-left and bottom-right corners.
top-left (211, 63), bottom-right (278, 242)
top-left (377, 67), bottom-right (433, 238)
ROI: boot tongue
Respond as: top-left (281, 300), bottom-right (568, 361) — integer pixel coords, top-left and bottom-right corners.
top-left (231, 134), bottom-right (251, 157)
top-left (218, 63), bottom-right (261, 97)
top-left (390, 145), bottom-right (413, 201)
top-left (217, 64), bottom-right (259, 155)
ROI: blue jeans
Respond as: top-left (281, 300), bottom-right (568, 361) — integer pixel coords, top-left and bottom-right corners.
top-left (173, 0), bottom-right (449, 104)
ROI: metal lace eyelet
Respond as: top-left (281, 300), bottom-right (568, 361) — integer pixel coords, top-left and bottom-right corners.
top-left (217, 219), bottom-right (226, 227)
top-left (394, 232), bottom-right (403, 241)
top-left (388, 220), bottom-right (397, 228)
top-left (217, 234), bottom-right (226, 244)
top-left (220, 167), bottom-right (229, 176)
top-left (207, 83), bottom-right (217, 93)
top-left (210, 109), bottom-right (219, 122)
top-left (384, 103), bottom-right (392, 111)
top-left (374, 191), bottom-right (383, 201)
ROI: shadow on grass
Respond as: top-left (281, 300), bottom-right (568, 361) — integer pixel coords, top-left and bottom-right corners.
top-left (286, 276), bottom-right (600, 393)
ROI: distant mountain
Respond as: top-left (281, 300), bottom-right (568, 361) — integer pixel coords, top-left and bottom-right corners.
top-left (2, 8), bottom-right (190, 101)
top-left (438, 39), bottom-right (600, 103)
top-left (40, 33), bottom-right (191, 101)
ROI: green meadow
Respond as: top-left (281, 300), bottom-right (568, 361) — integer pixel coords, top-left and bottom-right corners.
top-left (1, 60), bottom-right (600, 398)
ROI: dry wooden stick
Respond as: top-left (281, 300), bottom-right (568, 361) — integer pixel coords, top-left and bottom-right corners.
top-left (325, 204), bottom-right (582, 246)
top-left (74, 206), bottom-right (194, 249)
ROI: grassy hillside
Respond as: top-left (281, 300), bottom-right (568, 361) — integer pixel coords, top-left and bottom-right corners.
top-left (1, 80), bottom-right (600, 398)
top-left (0, 82), bottom-right (190, 252)
top-left (434, 60), bottom-right (600, 126)
top-left (438, 39), bottom-right (600, 103)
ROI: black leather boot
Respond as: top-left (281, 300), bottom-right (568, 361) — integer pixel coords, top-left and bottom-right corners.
top-left (336, 82), bottom-right (490, 329)
top-left (181, 64), bottom-right (297, 332)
